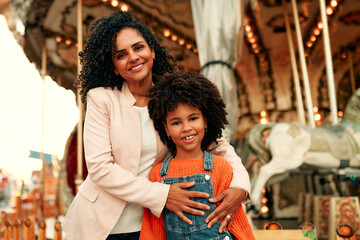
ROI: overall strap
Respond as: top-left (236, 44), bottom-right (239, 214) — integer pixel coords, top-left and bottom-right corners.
top-left (203, 151), bottom-right (213, 171)
top-left (160, 155), bottom-right (174, 177)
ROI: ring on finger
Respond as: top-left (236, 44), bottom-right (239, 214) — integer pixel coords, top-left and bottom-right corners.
top-left (225, 215), bottom-right (231, 219)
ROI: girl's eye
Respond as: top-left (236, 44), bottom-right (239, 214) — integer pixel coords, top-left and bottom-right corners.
top-left (190, 117), bottom-right (198, 121)
top-left (171, 121), bottom-right (180, 126)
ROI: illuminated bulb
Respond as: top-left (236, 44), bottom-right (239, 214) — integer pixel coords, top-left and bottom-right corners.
top-left (306, 41), bottom-right (313, 48)
top-left (247, 31), bottom-right (254, 38)
top-left (245, 25), bottom-right (251, 32)
top-left (260, 118), bottom-right (268, 124)
top-left (251, 43), bottom-right (258, 49)
top-left (338, 110), bottom-right (343, 118)
top-left (186, 43), bottom-right (192, 50)
top-left (178, 39), bottom-right (185, 45)
top-left (120, 4), bottom-right (128, 12)
top-left (249, 36), bottom-right (256, 44)
top-left (313, 106), bottom-right (318, 112)
top-left (326, 6), bottom-right (333, 15)
top-left (102, 0), bottom-right (107, 2)
top-left (318, 22), bottom-right (323, 29)
top-left (260, 110), bottom-right (267, 117)
top-left (193, 48), bottom-right (198, 53)
top-left (171, 35), bottom-right (178, 41)
top-left (314, 28), bottom-right (320, 36)
top-left (254, 48), bottom-right (260, 54)
top-left (261, 197), bottom-right (268, 204)
top-left (111, 0), bottom-right (119, 7)
top-left (310, 35), bottom-right (316, 42)
top-left (260, 205), bottom-right (269, 214)
top-left (163, 29), bottom-right (170, 37)
top-left (261, 188), bottom-right (266, 194)
top-left (65, 39), bottom-right (71, 46)
top-left (330, 0), bottom-right (338, 8)
top-left (55, 36), bottom-right (62, 43)
top-left (314, 113), bottom-right (321, 121)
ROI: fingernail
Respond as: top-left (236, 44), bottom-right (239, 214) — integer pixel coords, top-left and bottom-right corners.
top-left (201, 211), bottom-right (205, 216)
top-left (206, 206), bottom-right (210, 210)
top-left (208, 198), bottom-right (213, 201)
top-left (219, 230), bottom-right (222, 233)
top-left (207, 224), bottom-right (212, 229)
top-left (205, 219), bottom-right (209, 223)
top-left (189, 221), bottom-right (193, 225)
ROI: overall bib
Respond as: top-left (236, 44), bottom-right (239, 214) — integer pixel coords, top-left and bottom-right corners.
top-left (160, 151), bottom-right (234, 240)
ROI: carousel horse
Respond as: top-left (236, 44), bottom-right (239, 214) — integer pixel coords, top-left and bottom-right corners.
top-left (248, 88), bottom-right (360, 209)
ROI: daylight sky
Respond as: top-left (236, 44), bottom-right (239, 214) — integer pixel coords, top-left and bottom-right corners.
top-left (0, 15), bottom-right (79, 183)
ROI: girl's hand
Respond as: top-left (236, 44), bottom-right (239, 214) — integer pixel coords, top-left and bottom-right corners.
top-left (205, 188), bottom-right (246, 233)
top-left (165, 182), bottom-right (210, 225)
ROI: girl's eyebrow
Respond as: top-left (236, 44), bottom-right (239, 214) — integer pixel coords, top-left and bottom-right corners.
top-left (115, 41), bottom-right (144, 53)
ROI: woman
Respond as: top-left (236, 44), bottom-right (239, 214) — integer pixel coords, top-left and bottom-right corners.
top-left (62, 11), bottom-right (251, 240)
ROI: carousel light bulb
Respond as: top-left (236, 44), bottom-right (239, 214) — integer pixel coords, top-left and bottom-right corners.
top-left (245, 25), bottom-right (251, 32)
top-left (249, 36), bottom-right (256, 44)
top-left (261, 197), bottom-right (268, 204)
top-left (338, 110), bottom-right (343, 118)
top-left (318, 22), bottom-right (323, 29)
top-left (260, 205), bottom-right (269, 214)
top-left (178, 39), bottom-right (185, 45)
top-left (254, 48), bottom-right (260, 54)
top-left (326, 6), bottom-right (333, 15)
top-left (65, 39), bottom-right (72, 46)
top-left (55, 36), bottom-right (62, 43)
top-left (260, 110), bottom-right (267, 117)
top-left (306, 41), bottom-right (313, 48)
top-left (163, 29), bottom-right (170, 37)
top-left (120, 4), bottom-right (128, 12)
top-left (111, 0), bottom-right (119, 7)
top-left (186, 43), bottom-right (192, 50)
top-left (171, 35), bottom-right (178, 42)
top-left (260, 118), bottom-right (268, 124)
top-left (313, 106), bottom-right (318, 112)
top-left (247, 31), bottom-right (254, 38)
top-left (314, 28), bottom-right (320, 36)
top-left (193, 48), bottom-right (198, 53)
top-left (330, 0), bottom-right (338, 8)
top-left (252, 43), bottom-right (258, 49)
top-left (310, 35), bottom-right (316, 42)
top-left (314, 113), bottom-right (321, 121)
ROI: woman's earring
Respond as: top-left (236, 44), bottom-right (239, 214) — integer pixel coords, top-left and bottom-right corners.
top-left (168, 135), bottom-right (171, 140)
top-left (153, 55), bottom-right (156, 60)
top-left (205, 128), bottom-right (207, 133)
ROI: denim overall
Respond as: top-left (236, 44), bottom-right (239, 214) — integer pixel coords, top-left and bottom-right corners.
top-left (160, 151), bottom-right (234, 240)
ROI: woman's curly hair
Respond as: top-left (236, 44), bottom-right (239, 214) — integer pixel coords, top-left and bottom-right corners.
top-left (76, 11), bottom-right (176, 103)
top-left (148, 71), bottom-right (228, 155)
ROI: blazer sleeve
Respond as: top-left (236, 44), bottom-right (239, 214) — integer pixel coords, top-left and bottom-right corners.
top-left (83, 89), bottom-right (169, 217)
top-left (208, 138), bottom-right (251, 203)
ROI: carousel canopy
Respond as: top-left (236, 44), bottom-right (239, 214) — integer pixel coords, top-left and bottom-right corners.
top-left (3, 0), bottom-right (360, 131)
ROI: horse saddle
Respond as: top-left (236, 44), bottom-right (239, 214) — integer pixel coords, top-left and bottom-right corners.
top-left (309, 124), bottom-right (359, 160)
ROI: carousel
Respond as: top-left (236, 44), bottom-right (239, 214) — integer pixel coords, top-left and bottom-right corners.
top-left (0, 0), bottom-right (360, 239)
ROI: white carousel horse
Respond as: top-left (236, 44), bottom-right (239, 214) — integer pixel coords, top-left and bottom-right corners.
top-left (248, 88), bottom-right (360, 209)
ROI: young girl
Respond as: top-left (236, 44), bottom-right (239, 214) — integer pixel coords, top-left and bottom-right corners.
top-left (140, 71), bottom-right (254, 239)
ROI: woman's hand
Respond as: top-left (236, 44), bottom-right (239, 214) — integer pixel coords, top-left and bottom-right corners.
top-left (165, 182), bottom-right (210, 225)
top-left (205, 188), bottom-right (247, 233)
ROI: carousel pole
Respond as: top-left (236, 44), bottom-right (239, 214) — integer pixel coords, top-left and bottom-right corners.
top-left (291, 0), bottom-right (316, 128)
top-left (39, 41), bottom-right (47, 219)
top-left (282, 0), bottom-right (306, 125)
top-left (348, 50), bottom-right (356, 93)
top-left (319, 0), bottom-right (338, 124)
top-left (75, 0), bottom-right (84, 192)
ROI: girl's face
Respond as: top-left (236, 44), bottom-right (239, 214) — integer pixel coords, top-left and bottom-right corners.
top-left (164, 102), bottom-right (207, 160)
top-left (112, 28), bottom-right (155, 86)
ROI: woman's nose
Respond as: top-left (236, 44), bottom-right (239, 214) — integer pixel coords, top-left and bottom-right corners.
top-left (128, 51), bottom-right (139, 62)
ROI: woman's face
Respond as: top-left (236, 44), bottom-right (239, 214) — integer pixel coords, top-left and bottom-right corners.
top-left (112, 28), bottom-right (155, 85)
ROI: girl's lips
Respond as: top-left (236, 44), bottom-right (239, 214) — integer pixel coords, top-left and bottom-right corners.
top-left (182, 134), bottom-right (196, 143)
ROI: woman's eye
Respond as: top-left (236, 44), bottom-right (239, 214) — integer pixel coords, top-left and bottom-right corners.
top-left (116, 53), bottom-right (126, 60)
top-left (134, 45), bottom-right (144, 51)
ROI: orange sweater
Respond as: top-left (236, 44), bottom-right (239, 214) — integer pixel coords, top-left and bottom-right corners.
top-left (140, 155), bottom-right (254, 240)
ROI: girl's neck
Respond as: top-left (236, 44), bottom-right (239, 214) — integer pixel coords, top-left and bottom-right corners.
top-left (174, 150), bottom-right (204, 160)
